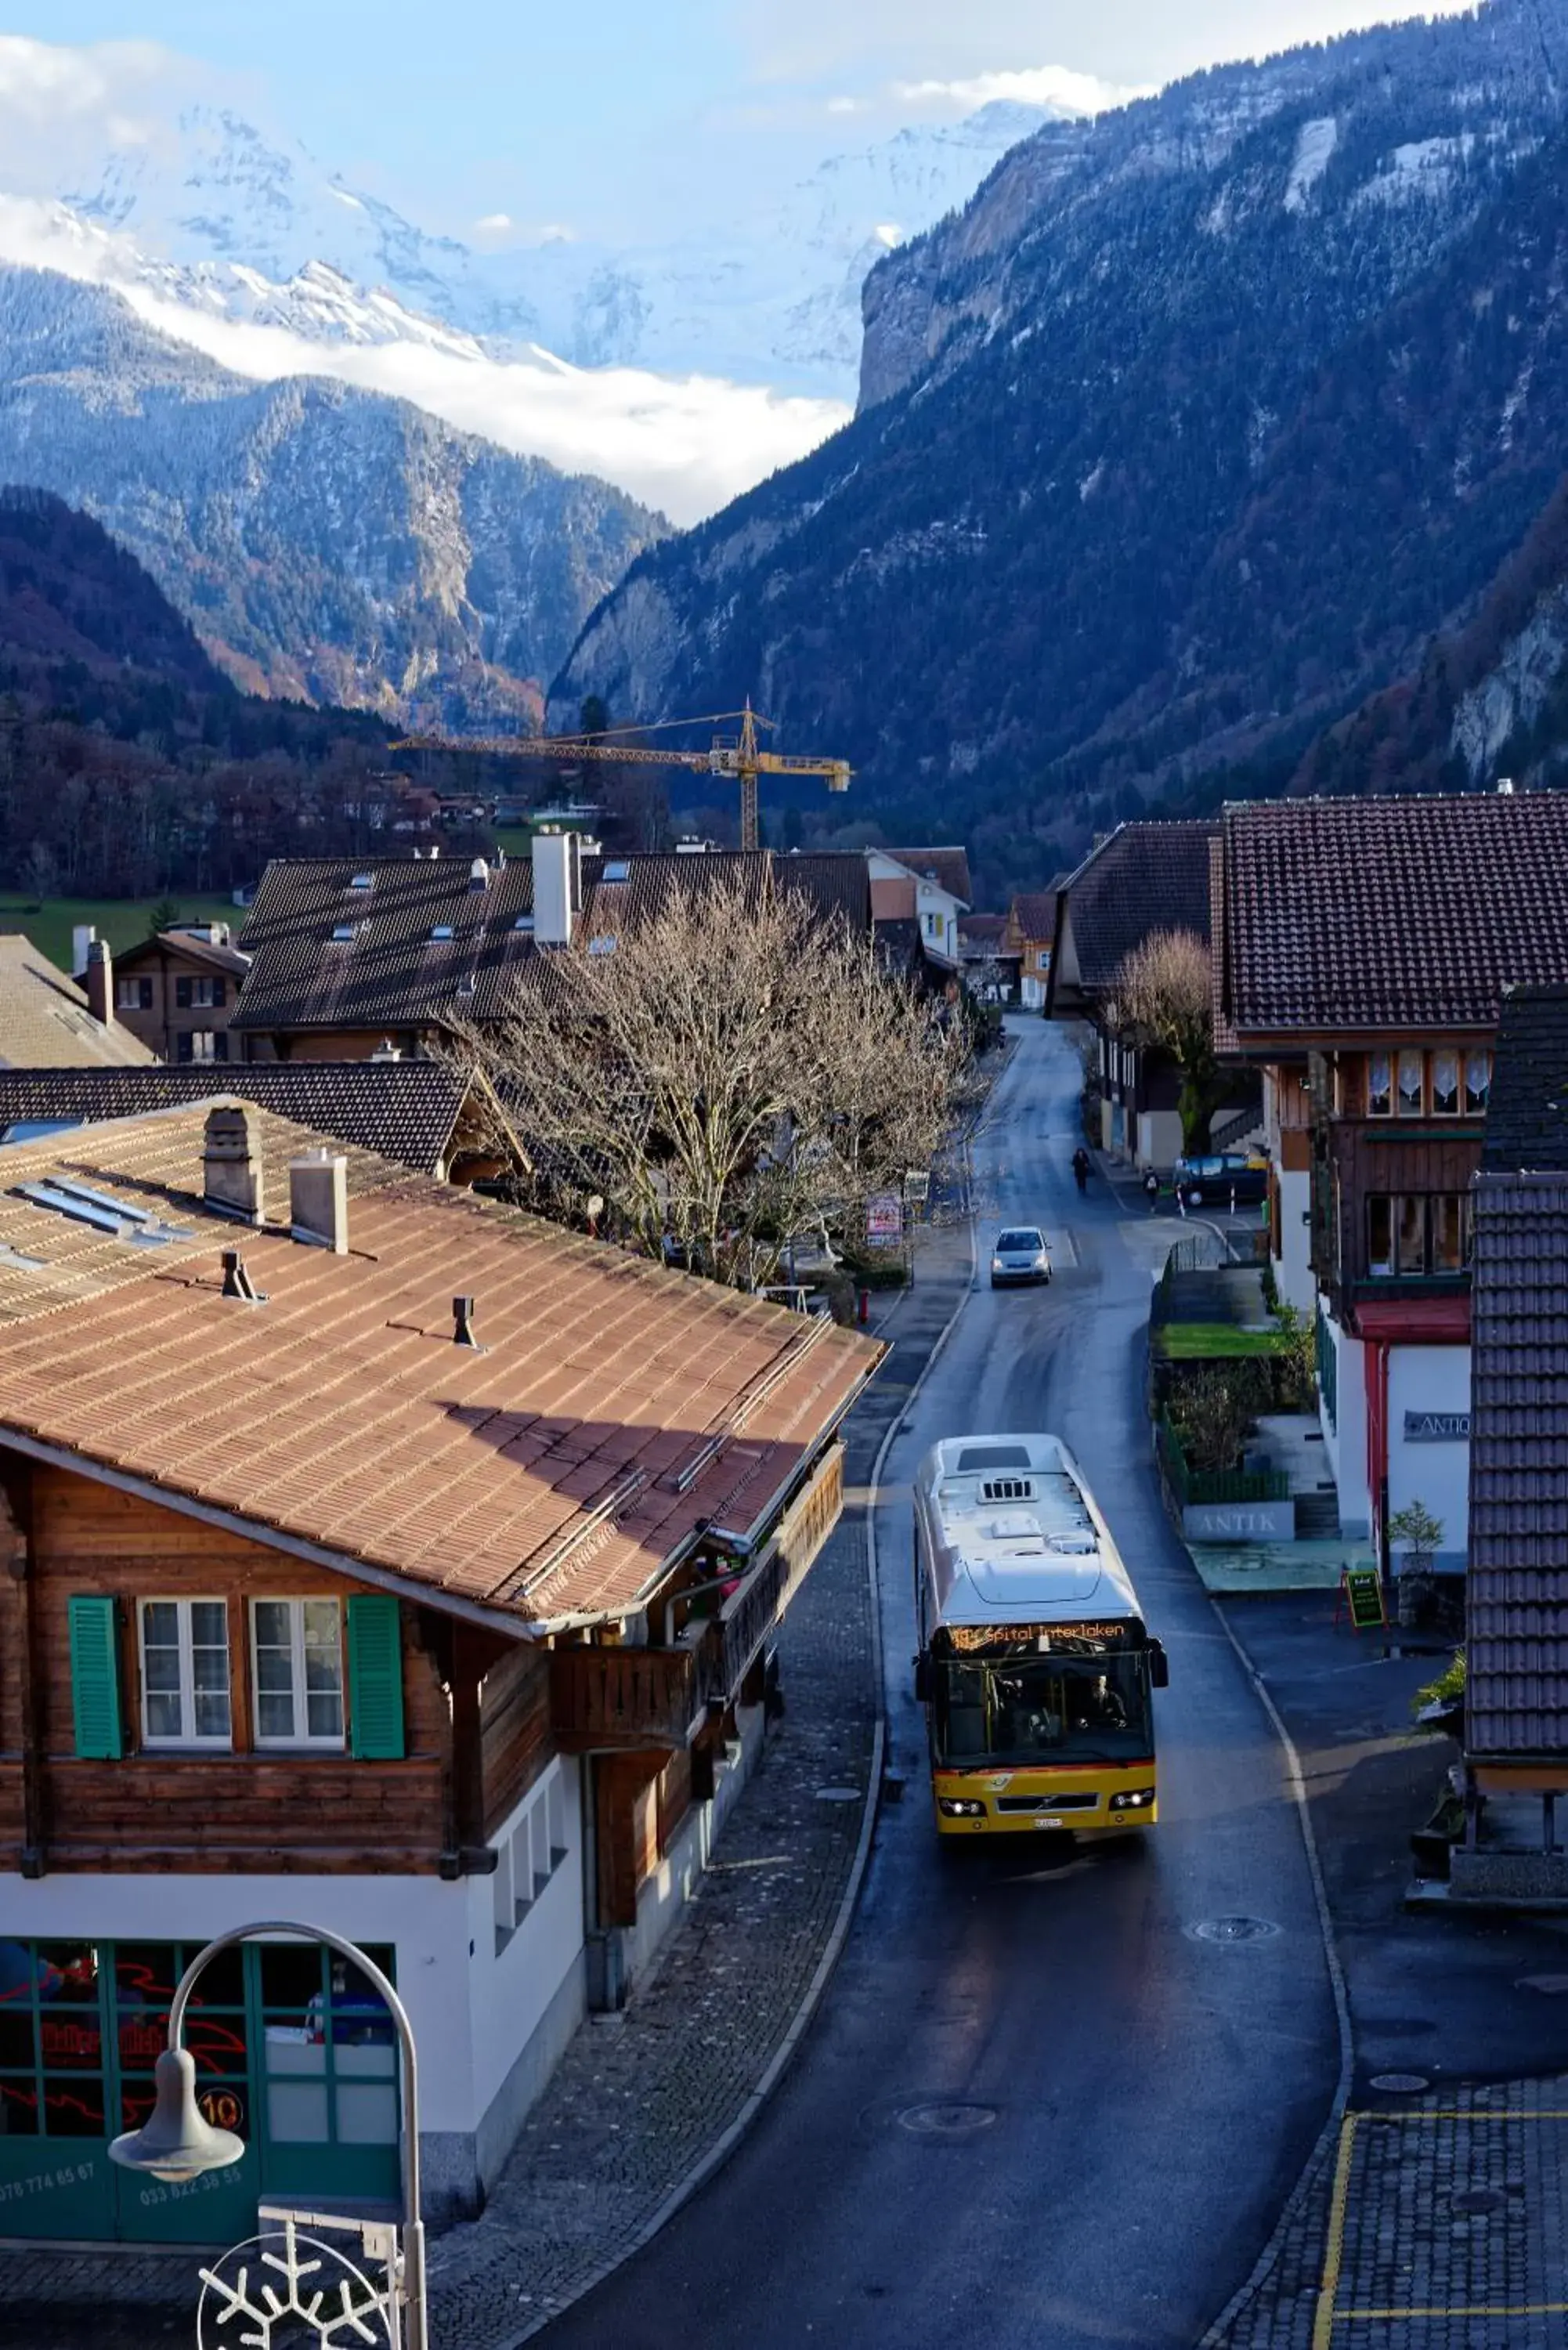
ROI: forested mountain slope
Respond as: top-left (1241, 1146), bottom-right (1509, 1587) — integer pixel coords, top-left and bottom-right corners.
top-left (552, 0), bottom-right (1568, 899)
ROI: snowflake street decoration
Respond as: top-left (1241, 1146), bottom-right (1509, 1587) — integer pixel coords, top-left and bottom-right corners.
top-left (198, 2214), bottom-right (398, 2348)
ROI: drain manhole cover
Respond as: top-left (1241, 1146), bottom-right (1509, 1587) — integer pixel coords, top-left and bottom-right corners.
top-left (1517, 1973), bottom-right (1568, 1994)
top-left (1369, 2073), bottom-right (1430, 2093)
top-left (1188, 1915), bottom-right (1280, 1944)
top-left (1453, 2188), bottom-right (1506, 2216)
top-left (815, 1787), bottom-right (861, 1802)
top-left (896, 2102), bottom-right (999, 2137)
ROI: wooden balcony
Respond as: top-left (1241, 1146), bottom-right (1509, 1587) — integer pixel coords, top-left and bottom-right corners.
top-left (548, 1441), bottom-right (847, 1754)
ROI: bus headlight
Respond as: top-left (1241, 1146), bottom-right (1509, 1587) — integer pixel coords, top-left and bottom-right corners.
top-left (938, 1797), bottom-right (986, 1817)
top-left (1110, 1788), bottom-right (1156, 1810)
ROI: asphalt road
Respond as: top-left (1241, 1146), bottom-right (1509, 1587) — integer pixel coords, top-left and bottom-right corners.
top-left (544, 1017), bottom-right (1340, 2350)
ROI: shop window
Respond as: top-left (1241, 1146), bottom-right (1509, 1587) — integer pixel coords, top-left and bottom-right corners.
top-left (1465, 1049), bottom-right (1492, 1114)
top-left (1367, 1193), bottom-right (1473, 1279)
top-left (137, 1598), bottom-right (231, 1748)
top-left (261, 1943), bottom-right (396, 2149)
top-left (1396, 1049), bottom-right (1424, 1119)
top-left (1367, 1195), bottom-right (1394, 1276)
top-left (1431, 1195), bottom-right (1466, 1274)
top-left (1367, 1053), bottom-right (1392, 1118)
top-left (1396, 1194), bottom-right (1426, 1272)
top-left (1430, 1049), bottom-right (1460, 1117)
top-left (251, 1598), bottom-right (344, 1747)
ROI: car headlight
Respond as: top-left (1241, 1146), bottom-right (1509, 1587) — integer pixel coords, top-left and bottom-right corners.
top-left (938, 1796), bottom-right (986, 1817)
top-left (1110, 1788), bottom-right (1157, 1811)
top-left (1032, 1253), bottom-right (1050, 1269)
top-left (989, 1256), bottom-right (1005, 1273)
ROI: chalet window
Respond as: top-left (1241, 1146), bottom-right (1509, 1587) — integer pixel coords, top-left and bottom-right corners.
top-left (175, 976), bottom-right (192, 1009)
top-left (1396, 1050), bottom-right (1424, 1119)
top-left (1367, 1053), bottom-right (1392, 1118)
top-left (1367, 1193), bottom-right (1474, 1279)
top-left (178, 977), bottom-right (226, 1010)
top-left (1430, 1050), bottom-right (1460, 1117)
top-left (179, 1031), bottom-right (226, 1065)
top-left (115, 978), bottom-right (153, 1012)
top-left (138, 1599), bottom-right (231, 1748)
top-left (251, 1598), bottom-right (345, 1747)
top-left (1465, 1050), bottom-right (1492, 1114)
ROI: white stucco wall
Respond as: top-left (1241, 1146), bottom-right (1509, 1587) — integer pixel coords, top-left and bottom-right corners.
top-left (1275, 1166), bottom-right (1317, 1317)
top-left (1319, 1309), bottom-right (1371, 1540)
top-left (1386, 1344), bottom-right (1472, 1572)
top-left (1136, 1109), bottom-right (1183, 1171)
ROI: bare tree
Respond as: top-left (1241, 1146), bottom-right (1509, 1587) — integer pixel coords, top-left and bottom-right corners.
top-left (450, 873), bottom-right (966, 1288)
top-left (1106, 927), bottom-right (1227, 1154)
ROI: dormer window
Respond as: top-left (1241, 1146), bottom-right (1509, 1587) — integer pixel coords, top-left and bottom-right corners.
top-left (514, 913), bottom-right (535, 932)
top-left (331, 924), bottom-right (359, 943)
top-left (348, 873), bottom-right (374, 891)
top-left (429, 924), bottom-right (455, 942)
top-left (602, 861), bottom-right (630, 882)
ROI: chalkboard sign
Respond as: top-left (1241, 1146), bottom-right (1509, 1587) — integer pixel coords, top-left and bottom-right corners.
top-left (1340, 1564), bottom-right (1386, 1632)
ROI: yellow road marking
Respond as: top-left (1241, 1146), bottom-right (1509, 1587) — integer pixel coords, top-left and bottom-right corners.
top-left (1338, 2307), bottom-right (1568, 2323)
top-left (1311, 2111), bottom-right (1357, 2350)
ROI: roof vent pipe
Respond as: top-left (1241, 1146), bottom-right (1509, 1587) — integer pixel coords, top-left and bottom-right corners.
top-left (453, 1295), bottom-right (482, 1347)
top-left (289, 1149), bottom-right (349, 1253)
top-left (202, 1104), bottom-right (265, 1225)
top-left (1497, 776), bottom-right (1516, 795)
top-left (220, 1249), bottom-right (266, 1303)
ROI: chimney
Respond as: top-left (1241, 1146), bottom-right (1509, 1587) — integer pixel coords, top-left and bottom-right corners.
top-left (531, 826), bottom-right (576, 947)
top-left (289, 1149), bottom-right (349, 1253)
top-left (203, 1104), bottom-right (265, 1224)
top-left (453, 1295), bottom-right (481, 1347)
top-left (1497, 776), bottom-right (1516, 796)
top-left (72, 924), bottom-right (96, 979)
top-left (83, 938), bottom-right (114, 1029)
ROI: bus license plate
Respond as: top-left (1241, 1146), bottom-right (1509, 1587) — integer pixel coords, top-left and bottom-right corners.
top-left (1035, 1817), bottom-right (1064, 1829)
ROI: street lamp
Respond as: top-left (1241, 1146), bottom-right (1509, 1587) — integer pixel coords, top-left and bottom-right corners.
top-left (108, 1922), bottom-right (428, 2350)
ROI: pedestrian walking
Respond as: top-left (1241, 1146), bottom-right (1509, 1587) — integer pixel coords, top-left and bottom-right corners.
top-left (1143, 1169), bottom-right (1160, 1213)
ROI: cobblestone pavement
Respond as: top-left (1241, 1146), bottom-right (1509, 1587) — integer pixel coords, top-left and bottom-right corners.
top-left (0, 1212), bottom-right (974, 2350)
top-left (1208, 2075), bottom-right (1568, 2350)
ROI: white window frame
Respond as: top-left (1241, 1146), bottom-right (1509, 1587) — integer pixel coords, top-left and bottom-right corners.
top-left (250, 1596), bottom-right (345, 1749)
top-left (138, 1596), bottom-right (232, 1749)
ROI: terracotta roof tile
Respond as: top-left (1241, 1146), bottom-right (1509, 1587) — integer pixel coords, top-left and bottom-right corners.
top-left (0, 1104), bottom-right (879, 1625)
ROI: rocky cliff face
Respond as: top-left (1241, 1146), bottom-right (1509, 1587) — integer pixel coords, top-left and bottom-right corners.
top-left (553, 0), bottom-right (1568, 896)
top-left (0, 266), bottom-right (668, 728)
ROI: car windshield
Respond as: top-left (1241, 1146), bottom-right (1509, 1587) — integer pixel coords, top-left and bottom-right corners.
top-left (996, 1230), bottom-right (1042, 1252)
top-left (933, 1655), bottom-right (1151, 1766)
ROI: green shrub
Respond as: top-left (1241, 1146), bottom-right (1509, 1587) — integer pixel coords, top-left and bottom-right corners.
top-left (1413, 1649), bottom-right (1465, 1716)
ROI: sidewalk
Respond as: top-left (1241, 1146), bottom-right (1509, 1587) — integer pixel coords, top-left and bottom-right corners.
top-left (1200, 1589), bottom-right (1568, 2349)
top-left (0, 1216), bottom-right (974, 2350)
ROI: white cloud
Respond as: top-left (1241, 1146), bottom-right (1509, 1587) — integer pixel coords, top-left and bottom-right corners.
top-left (894, 63), bottom-right (1151, 117)
top-left (0, 196), bottom-right (846, 525)
top-left (474, 211), bottom-right (512, 231)
top-left (826, 96), bottom-right (865, 115)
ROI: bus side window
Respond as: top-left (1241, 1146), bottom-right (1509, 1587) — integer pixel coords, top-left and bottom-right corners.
top-left (1149, 1640), bottom-right (1169, 1690)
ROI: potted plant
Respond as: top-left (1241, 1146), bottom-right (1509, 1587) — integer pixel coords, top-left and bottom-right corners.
top-left (1388, 1499), bottom-right (1444, 1632)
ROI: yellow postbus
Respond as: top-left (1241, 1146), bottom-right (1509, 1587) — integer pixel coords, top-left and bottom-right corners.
top-left (912, 1434), bottom-right (1169, 1837)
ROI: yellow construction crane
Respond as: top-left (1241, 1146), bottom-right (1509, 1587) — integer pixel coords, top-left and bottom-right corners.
top-left (394, 700), bottom-right (850, 853)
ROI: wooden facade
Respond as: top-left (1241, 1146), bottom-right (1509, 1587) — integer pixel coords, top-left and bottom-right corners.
top-left (0, 1458), bottom-right (556, 1879)
top-left (1301, 1046), bottom-right (1490, 1313)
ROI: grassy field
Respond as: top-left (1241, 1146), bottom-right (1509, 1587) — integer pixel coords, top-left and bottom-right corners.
top-left (1152, 1322), bottom-right (1288, 1360)
top-left (0, 894), bottom-right (243, 973)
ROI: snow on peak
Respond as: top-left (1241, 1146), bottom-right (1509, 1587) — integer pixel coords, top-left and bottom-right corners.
top-left (1284, 117), bottom-right (1339, 212)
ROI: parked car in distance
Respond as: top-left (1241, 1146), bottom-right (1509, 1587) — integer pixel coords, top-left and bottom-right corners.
top-left (990, 1226), bottom-right (1053, 1287)
top-left (1172, 1152), bottom-right (1270, 1207)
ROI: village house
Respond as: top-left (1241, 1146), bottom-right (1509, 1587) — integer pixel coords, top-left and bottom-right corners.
top-left (957, 913), bottom-right (1020, 1003)
top-left (229, 835), bottom-right (877, 1062)
top-left (0, 1060), bottom-right (526, 1184)
top-left (0, 935), bottom-right (157, 1073)
top-left (78, 923), bottom-right (252, 1066)
top-left (1046, 820), bottom-right (1247, 1170)
top-left (1461, 984), bottom-right (1568, 1882)
top-left (865, 847), bottom-right (971, 973)
top-left (1002, 888), bottom-right (1061, 1011)
top-left (1212, 792), bottom-right (1568, 1584)
top-left (0, 1101), bottom-right (877, 2246)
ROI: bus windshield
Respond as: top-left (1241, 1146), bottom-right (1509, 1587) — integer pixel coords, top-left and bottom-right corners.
top-left (933, 1654), bottom-right (1151, 1766)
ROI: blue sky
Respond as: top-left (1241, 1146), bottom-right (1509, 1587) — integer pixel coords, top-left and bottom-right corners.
top-left (12, 0), bottom-right (1476, 244)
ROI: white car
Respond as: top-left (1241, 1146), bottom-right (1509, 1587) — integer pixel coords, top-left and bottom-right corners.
top-left (990, 1226), bottom-right (1053, 1288)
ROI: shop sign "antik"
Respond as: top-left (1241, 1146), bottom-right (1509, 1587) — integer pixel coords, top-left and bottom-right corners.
top-left (1404, 1410), bottom-right (1470, 1442)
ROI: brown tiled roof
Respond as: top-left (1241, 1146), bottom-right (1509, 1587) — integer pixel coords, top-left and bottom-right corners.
top-left (117, 930), bottom-right (252, 978)
top-left (1007, 891), bottom-right (1059, 943)
top-left (0, 1107), bottom-right (878, 1627)
top-left (886, 847), bottom-right (972, 905)
top-left (1219, 796), bottom-right (1568, 1036)
top-left (0, 1063), bottom-right (478, 1173)
top-left (233, 849), bottom-right (864, 1035)
top-left (1483, 987), bottom-right (1568, 1172)
top-left (1466, 1170), bottom-right (1568, 1758)
top-left (959, 914), bottom-right (1010, 946)
top-left (1056, 821), bottom-right (1218, 996)
top-left (0, 935), bottom-right (157, 1070)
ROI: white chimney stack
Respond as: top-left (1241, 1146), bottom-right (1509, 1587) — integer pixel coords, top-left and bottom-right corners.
top-left (289, 1150), bottom-right (349, 1253)
top-left (531, 827), bottom-right (576, 947)
top-left (72, 924), bottom-right (96, 978)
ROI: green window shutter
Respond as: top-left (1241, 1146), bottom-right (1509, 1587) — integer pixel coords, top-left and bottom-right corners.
top-left (347, 1594), bottom-right (406, 1760)
top-left (69, 1595), bottom-right (123, 1759)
